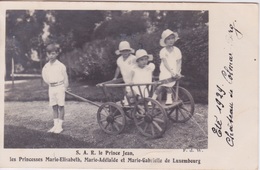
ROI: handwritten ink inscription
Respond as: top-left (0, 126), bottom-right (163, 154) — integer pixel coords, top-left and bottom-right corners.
top-left (212, 20), bottom-right (242, 147)
top-left (228, 20), bottom-right (243, 40)
top-left (222, 53), bottom-right (233, 84)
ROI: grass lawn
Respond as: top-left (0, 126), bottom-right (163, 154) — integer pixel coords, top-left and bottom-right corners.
top-left (5, 78), bottom-right (208, 104)
top-left (5, 101), bottom-right (208, 148)
top-left (4, 78), bottom-right (208, 148)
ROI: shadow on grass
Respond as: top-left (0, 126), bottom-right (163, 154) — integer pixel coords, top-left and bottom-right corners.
top-left (4, 125), bottom-right (95, 148)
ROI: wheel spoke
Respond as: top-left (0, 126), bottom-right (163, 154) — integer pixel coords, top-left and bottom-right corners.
top-left (111, 108), bottom-right (118, 117)
top-left (137, 105), bottom-right (145, 114)
top-left (153, 109), bottom-right (162, 117)
top-left (143, 123), bottom-right (148, 132)
top-left (103, 108), bottom-right (110, 116)
top-left (182, 101), bottom-right (191, 104)
top-left (104, 122), bottom-right (110, 129)
top-left (179, 106), bottom-right (192, 117)
top-left (135, 113), bottom-right (146, 118)
top-left (176, 108), bottom-right (179, 120)
top-left (150, 124), bottom-right (155, 136)
top-left (108, 123), bottom-right (113, 131)
top-left (152, 121), bottom-right (162, 132)
top-left (178, 107), bottom-right (188, 119)
top-left (153, 118), bottom-right (164, 123)
top-left (101, 113), bottom-right (108, 118)
top-left (114, 115), bottom-right (123, 119)
top-left (137, 119), bottom-right (145, 125)
top-left (100, 118), bottom-right (107, 123)
top-left (113, 123), bottom-right (120, 131)
top-left (114, 119), bottom-right (123, 126)
top-left (180, 106), bottom-right (190, 113)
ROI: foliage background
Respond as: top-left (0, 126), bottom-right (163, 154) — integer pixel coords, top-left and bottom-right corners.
top-left (5, 10), bottom-right (208, 101)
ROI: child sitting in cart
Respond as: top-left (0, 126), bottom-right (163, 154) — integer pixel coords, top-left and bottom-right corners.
top-left (151, 29), bottom-right (182, 105)
top-left (113, 41), bottom-right (136, 105)
top-left (126, 49), bottom-right (155, 104)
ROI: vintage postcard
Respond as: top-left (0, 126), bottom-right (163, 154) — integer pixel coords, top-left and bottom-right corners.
top-left (0, 1), bottom-right (258, 169)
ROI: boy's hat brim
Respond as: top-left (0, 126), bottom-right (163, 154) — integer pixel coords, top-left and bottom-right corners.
top-left (160, 29), bottom-right (180, 47)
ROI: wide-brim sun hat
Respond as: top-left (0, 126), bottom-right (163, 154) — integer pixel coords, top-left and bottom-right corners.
top-left (115, 41), bottom-right (135, 55)
top-left (135, 49), bottom-right (153, 61)
top-left (159, 29), bottom-right (180, 47)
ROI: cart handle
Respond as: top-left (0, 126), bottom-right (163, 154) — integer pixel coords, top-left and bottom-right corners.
top-left (96, 75), bottom-right (184, 87)
top-left (97, 81), bottom-right (162, 87)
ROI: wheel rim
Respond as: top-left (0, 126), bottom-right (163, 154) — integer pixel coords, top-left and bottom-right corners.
top-left (168, 87), bottom-right (195, 123)
top-left (97, 102), bottom-right (126, 135)
top-left (133, 98), bottom-right (167, 138)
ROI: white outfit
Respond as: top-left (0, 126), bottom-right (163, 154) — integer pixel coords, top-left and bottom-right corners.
top-left (132, 63), bottom-right (155, 97)
top-left (42, 60), bottom-right (67, 106)
top-left (117, 54), bottom-right (136, 84)
top-left (159, 46), bottom-right (182, 87)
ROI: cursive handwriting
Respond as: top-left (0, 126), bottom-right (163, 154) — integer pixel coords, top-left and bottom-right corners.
top-left (212, 20), bottom-right (239, 147)
top-left (228, 20), bottom-right (243, 40)
top-left (212, 115), bottom-right (222, 137)
top-left (215, 85), bottom-right (226, 113)
top-left (222, 53), bottom-right (233, 84)
top-left (225, 102), bottom-right (234, 147)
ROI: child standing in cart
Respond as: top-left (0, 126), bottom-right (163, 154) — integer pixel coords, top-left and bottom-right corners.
top-left (128, 49), bottom-right (155, 100)
top-left (113, 41), bottom-right (136, 105)
top-left (42, 43), bottom-right (69, 134)
top-left (151, 29), bottom-right (182, 105)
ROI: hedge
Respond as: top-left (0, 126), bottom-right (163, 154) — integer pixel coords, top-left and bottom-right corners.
top-left (60, 26), bottom-right (208, 88)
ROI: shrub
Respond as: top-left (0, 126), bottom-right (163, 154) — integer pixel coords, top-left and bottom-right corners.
top-left (60, 26), bottom-right (208, 89)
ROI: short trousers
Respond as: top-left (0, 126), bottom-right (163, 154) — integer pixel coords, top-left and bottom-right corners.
top-left (48, 85), bottom-right (66, 106)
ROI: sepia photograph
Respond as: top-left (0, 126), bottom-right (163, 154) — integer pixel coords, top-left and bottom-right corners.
top-left (0, 1), bottom-right (258, 169)
top-left (4, 9), bottom-right (208, 149)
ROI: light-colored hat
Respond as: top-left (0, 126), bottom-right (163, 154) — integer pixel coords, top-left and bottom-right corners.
top-left (115, 41), bottom-right (135, 55)
top-left (159, 29), bottom-right (179, 47)
top-left (135, 49), bottom-right (153, 61)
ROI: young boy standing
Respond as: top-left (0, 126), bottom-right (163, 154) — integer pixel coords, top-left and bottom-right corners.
top-left (42, 43), bottom-right (69, 134)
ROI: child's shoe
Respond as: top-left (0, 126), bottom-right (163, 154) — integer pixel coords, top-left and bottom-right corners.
top-left (54, 119), bottom-right (63, 134)
top-left (47, 119), bottom-right (58, 133)
top-left (54, 127), bottom-right (63, 134)
top-left (48, 126), bottom-right (56, 133)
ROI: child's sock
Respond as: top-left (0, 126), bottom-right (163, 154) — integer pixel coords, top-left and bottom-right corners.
top-left (123, 96), bottom-right (129, 105)
top-left (165, 93), bottom-right (173, 105)
top-left (151, 93), bottom-right (158, 100)
top-left (48, 119), bottom-right (58, 133)
top-left (54, 119), bottom-right (63, 134)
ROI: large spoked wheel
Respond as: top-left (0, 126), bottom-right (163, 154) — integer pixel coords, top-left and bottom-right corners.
top-left (168, 87), bottom-right (195, 123)
top-left (97, 102), bottom-right (126, 135)
top-left (133, 98), bottom-right (168, 138)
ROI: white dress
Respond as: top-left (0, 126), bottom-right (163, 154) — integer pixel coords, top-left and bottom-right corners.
top-left (159, 46), bottom-right (182, 87)
top-left (132, 63), bottom-right (155, 97)
top-left (117, 54), bottom-right (136, 84)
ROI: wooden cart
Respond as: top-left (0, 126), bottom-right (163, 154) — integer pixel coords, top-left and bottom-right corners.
top-left (95, 76), bottom-right (195, 138)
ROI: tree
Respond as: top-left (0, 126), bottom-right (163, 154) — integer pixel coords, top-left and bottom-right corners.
top-left (93, 11), bottom-right (148, 40)
top-left (48, 10), bottom-right (104, 50)
top-left (5, 10), bottom-right (47, 77)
